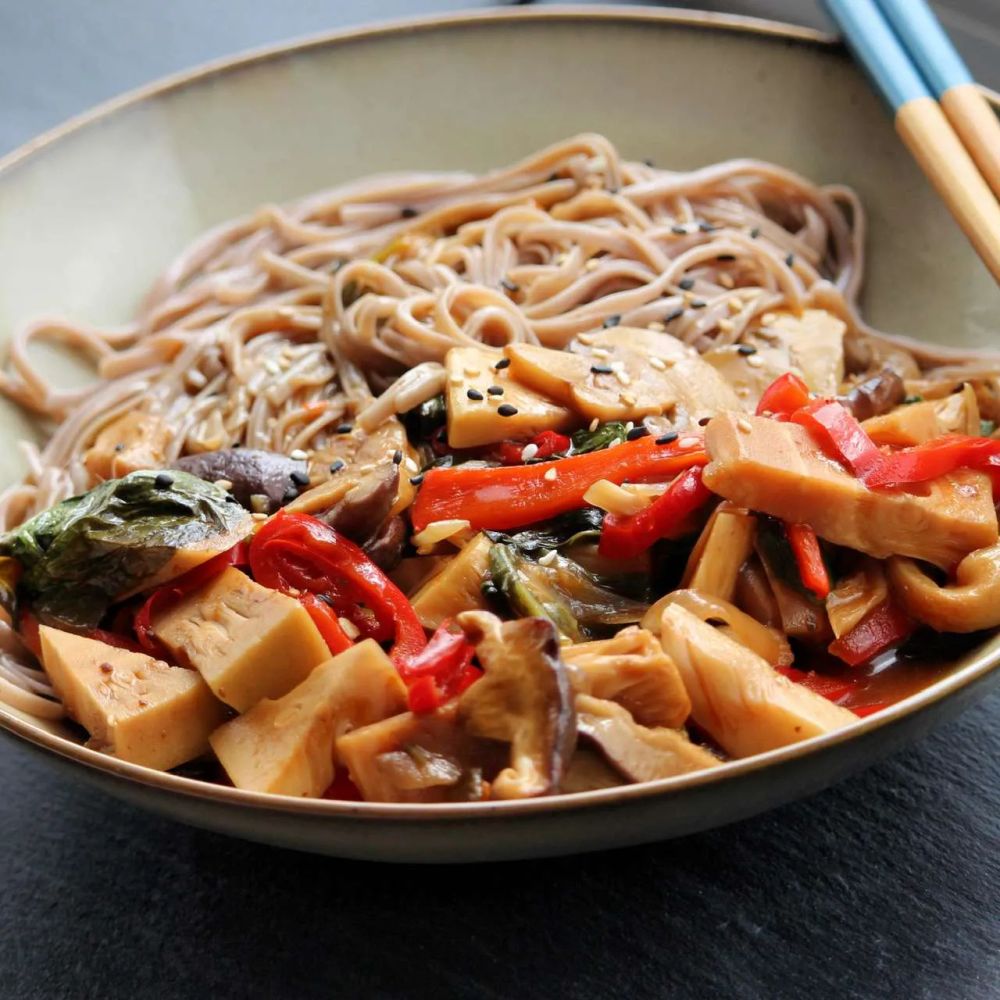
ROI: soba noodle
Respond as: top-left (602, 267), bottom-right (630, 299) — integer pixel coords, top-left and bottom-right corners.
top-left (0, 133), bottom-right (996, 720)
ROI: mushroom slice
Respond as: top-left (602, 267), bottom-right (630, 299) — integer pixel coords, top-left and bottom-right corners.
top-left (575, 695), bottom-right (719, 784)
top-left (888, 541), bottom-right (1000, 633)
top-left (642, 589), bottom-right (793, 670)
top-left (562, 627), bottom-right (690, 728)
top-left (658, 604), bottom-right (856, 758)
top-left (456, 610), bottom-right (576, 799)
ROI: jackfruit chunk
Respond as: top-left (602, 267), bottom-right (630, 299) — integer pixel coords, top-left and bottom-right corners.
top-left (445, 346), bottom-right (573, 448)
top-left (152, 567), bottom-right (329, 712)
top-left (39, 626), bottom-right (225, 771)
top-left (209, 639), bottom-right (407, 797)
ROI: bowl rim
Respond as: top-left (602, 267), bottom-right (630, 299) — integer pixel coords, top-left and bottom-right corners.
top-left (1, 4), bottom-right (996, 823)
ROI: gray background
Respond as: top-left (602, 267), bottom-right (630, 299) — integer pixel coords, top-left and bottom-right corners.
top-left (1, 4), bottom-right (998, 999)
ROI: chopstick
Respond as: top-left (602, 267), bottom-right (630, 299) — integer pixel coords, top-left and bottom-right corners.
top-left (823, 0), bottom-right (1000, 283)
top-left (876, 0), bottom-right (1000, 201)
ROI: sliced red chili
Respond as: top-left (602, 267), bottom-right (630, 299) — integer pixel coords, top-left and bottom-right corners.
top-left (828, 601), bottom-right (914, 667)
top-left (784, 522), bottom-right (831, 600)
top-left (756, 372), bottom-right (811, 418)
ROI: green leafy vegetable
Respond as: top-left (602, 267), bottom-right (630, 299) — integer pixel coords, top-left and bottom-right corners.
top-left (570, 422), bottom-right (627, 454)
top-left (486, 508), bottom-right (604, 553)
top-left (488, 544), bottom-right (581, 641)
top-left (405, 394), bottom-right (447, 443)
top-left (1, 470), bottom-right (251, 628)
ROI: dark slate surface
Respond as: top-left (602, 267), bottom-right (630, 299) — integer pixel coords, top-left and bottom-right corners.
top-left (2, 3), bottom-right (999, 998)
top-left (0, 696), bottom-right (997, 999)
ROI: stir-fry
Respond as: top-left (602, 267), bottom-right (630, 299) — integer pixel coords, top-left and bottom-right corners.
top-left (0, 136), bottom-right (997, 803)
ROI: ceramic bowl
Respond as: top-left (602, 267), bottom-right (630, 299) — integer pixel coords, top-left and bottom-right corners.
top-left (0, 7), bottom-right (997, 862)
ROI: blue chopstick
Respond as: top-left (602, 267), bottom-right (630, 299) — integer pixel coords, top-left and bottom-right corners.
top-left (821, 0), bottom-right (929, 111)
top-left (874, 0), bottom-right (972, 98)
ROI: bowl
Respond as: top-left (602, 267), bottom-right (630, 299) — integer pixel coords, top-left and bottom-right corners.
top-left (0, 7), bottom-right (997, 862)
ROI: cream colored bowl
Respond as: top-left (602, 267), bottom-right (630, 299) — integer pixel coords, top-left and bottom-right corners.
top-left (0, 8), bottom-right (997, 862)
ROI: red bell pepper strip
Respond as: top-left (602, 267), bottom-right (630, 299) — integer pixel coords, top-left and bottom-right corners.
top-left (298, 594), bottom-right (354, 655)
top-left (598, 466), bottom-right (713, 559)
top-left (862, 434), bottom-right (1000, 489)
top-left (791, 399), bottom-right (885, 480)
top-left (398, 619), bottom-right (480, 713)
top-left (412, 434), bottom-right (707, 532)
top-left (250, 511), bottom-right (427, 667)
top-left (497, 430), bottom-right (572, 466)
top-left (776, 665), bottom-right (854, 703)
top-left (828, 601), bottom-right (914, 667)
top-left (756, 372), bottom-right (811, 418)
top-left (18, 611), bottom-right (41, 660)
top-left (784, 522), bottom-right (830, 600)
top-left (134, 541), bottom-right (249, 653)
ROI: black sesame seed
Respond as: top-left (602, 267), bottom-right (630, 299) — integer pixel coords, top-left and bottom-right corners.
top-left (737, 344), bottom-right (758, 356)
top-left (608, 186), bottom-right (620, 195)
top-left (409, 474), bottom-right (425, 486)
top-left (153, 473), bottom-right (174, 490)
top-left (698, 416), bottom-right (712, 427)
top-left (643, 158), bottom-right (655, 167)
top-left (329, 459), bottom-right (346, 473)
top-left (225, 494), bottom-right (240, 504)
top-left (664, 308), bottom-right (685, 323)
top-left (289, 470), bottom-right (310, 487)
top-left (717, 254), bottom-right (736, 261)
top-left (487, 385), bottom-right (504, 396)
top-left (656, 432), bottom-right (679, 445)
top-left (113, 443), bottom-right (125, 453)
top-left (785, 253), bottom-right (796, 267)
top-left (678, 278), bottom-right (695, 291)
top-left (500, 278), bottom-right (520, 293)
top-left (392, 450), bottom-right (403, 465)
top-left (699, 222), bottom-right (719, 233)
top-left (626, 425), bottom-right (650, 441)
top-left (690, 300), bottom-right (708, 310)
top-left (494, 357), bottom-right (511, 370)
top-left (497, 404), bottom-right (518, 417)
top-left (602, 314), bottom-right (622, 328)
top-left (336, 423), bottom-right (353, 434)
top-left (671, 224), bottom-right (688, 235)
top-left (400, 207), bottom-right (418, 219)
top-left (281, 487), bottom-right (298, 504)
top-left (466, 388), bottom-right (484, 401)
top-left (590, 364), bottom-right (614, 375)
top-left (750, 227), bottom-right (761, 239)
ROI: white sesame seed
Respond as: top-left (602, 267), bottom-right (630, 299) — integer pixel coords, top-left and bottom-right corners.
top-left (678, 436), bottom-right (700, 448)
top-left (737, 417), bottom-right (754, 433)
top-left (718, 318), bottom-right (735, 334)
top-left (576, 333), bottom-right (595, 346)
top-left (649, 357), bottom-right (667, 371)
top-left (728, 298), bottom-right (743, 315)
top-left (538, 549), bottom-right (558, 566)
top-left (338, 617), bottom-right (361, 640)
top-left (585, 259), bottom-right (600, 272)
top-left (251, 512), bottom-right (268, 522)
top-left (186, 370), bottom-right (207, 390)
top-left (648, 321), bottom-right (666, 332)
top-left (250, 494), bottom-right (270, 514)
top-left (289, 448), bottom-right (308, 461)
top-left (554, 252), bottom-right (569, 265)
top-left (746, 354), bottom-right (764, 368)
top-left (543, 467), bottom-right (558, 482)
top-left (264, 360), bottom-right (281, 375)
top-left (449, 373), bottom-right (463, 386)
top-left (625, 421), bottom-right (634, 433)
top-left (619, 392), bottom-right (636, 406)
top-left (589, 417), bottom-right (600, 432)
top-left (213, 479), bottom-right (233, 492)
top-left (614, 369), bottom-right (632, 387)
top-left (464, 367), bottom-right (481, 378)
top-left (762, 312), bottom-right (777, 324)
top-left (521, 443), bottom-right (539, 461)
top-left (719, 273), bottom-right (735, 289)
top-left (405, 457), bottom-right (419, 472)
top-left (590, 347), bottom-right (612, 360)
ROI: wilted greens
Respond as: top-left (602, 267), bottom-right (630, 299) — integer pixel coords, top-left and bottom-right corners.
top-left (0, 470), bottom-right (251, 628)
top-left (570, 421), bottom-right (627, 454)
